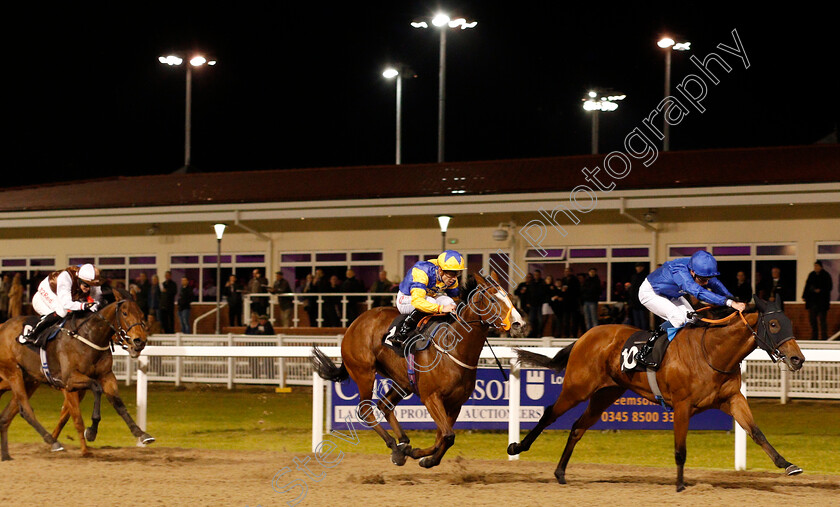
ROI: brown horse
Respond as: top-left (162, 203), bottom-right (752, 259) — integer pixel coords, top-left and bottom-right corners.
top-left (508, 296), bottom-right (805, 491)
top-left (0, 288), bottom-right (150, 459)
top-left (312, 272), bottom-right (527, 468)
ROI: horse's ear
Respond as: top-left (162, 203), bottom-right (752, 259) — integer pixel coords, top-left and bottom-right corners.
top-left (112, 288), bottom-right (125, 301)
top-left (752, 294), bottom-right (767, 312)
top-left (472, 272), bottom-right (487, 286)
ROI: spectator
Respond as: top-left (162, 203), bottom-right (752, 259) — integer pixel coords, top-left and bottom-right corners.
top-left (135, 272), bottom-right (151, 317)
top-left (271, 271), bottom-right (293, 327)
top-left (7, 274), bottom-right (23, 319)
top-left (247, 269), bottom-right (269, 317)
top-left (628, 263), bottom-right (649, 330)
top-left (514, 273), bottom-right (532, 316)
top-left (370, 270), bottom-right (396, 308)
top-left (732, 270), bottom-right (752, 302)
top-left (340, 269), bottom-right (366, 324)
top-left (224, 274), bottom-right (244, 327)
top-left (527, 270), bottom-right (549, 337)
top-left (159, 271), bottom-right (177, 333)
top-left (558, 268), bottom-right (581, 337)
top-left (761, 266), bottom-right (788, 309)
top-left (178, 277), bottom-right (194, 334)
top-left (149, 274), bottom-right (161, 326)
top-left (581, 267), bottom-right (602, 331)
top-left (802, 261), bottom-right (833, 340)
top-left (755, 271), bottom-right (767, 300)
top-left (302, 273), bottom-right (318, 326)
top-left (322, 275), bottom-right (342, 327)
top-left (244, 312), bottom-right (276, 378)
top-left (545, 275), bottom-right (562, 337)
top-left (0, 273), bottom-right (9, 322)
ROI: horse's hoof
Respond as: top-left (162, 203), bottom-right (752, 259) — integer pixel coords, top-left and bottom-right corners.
top-left (81, 450), bottom-right (93, 458)
top-left (785, 464), bottom-right (803, 476)
top-left (507, 442), bottom-right (520, 455)
top-left (50, 442), bottom-right (65, 453)
top-left (676, 484), bottom-right (686, 492)
top-left (84, 428), bottom-right (97, 442)
top-left (139, 433), bottom-right (155, 445)
top-left (554, 474), bottom-right (566, 485)
top-left (1, 455), bottom-right (12, 461)
top-left (419, 457), bottom-right (436, 468)
top-left (391, 450), bottom-right (407, 467)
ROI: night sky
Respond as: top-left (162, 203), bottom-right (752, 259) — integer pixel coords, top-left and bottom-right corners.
top-left (6, 2), bottom-right (837, 189)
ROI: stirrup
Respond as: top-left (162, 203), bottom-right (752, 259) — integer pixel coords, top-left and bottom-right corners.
top-left (635, 345), bottom-right (658, 369)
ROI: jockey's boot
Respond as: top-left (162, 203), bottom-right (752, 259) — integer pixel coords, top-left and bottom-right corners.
top-left (391, 309), bottom-right (424, 351)
top-left (23, 313), bottom-right (61, 348)
top-left (634, 324), bottom-right (666, 370)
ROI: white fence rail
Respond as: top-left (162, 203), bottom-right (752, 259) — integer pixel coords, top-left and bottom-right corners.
top-left (115, 346), bottom-right (840, 471)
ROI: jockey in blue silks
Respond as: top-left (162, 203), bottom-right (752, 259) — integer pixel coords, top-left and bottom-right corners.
top-left (387, 250), bottom-right (465, 348)
top-left (634, 250), bottom-right (747, 369)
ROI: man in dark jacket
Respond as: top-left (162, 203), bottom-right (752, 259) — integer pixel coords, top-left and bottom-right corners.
top-left (802, 261), bottom-right (833, 340)
top-left (526, 270), bottom-right (549, 337)
top-left (223, 275), bottom-right (244, 327)
top-left (628, 263), bottom-right (649, 330)
top-left (340, 269), bottom-right (366, 324)
top-left (135, 272), bottom-right (151, 317)
top-left (732, 270), bottom-right (753, 302)
top-left (581, 268), bottom-right (602, 331)
top-left (159, 271), bottom-right (178, 333)
top-left (559, 267), bottom-right (581, 337)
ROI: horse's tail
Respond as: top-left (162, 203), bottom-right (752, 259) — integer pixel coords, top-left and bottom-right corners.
top-left (513, 343), bottom-right (575, 373)
top-left (310, 347), bottom-right (348, 382)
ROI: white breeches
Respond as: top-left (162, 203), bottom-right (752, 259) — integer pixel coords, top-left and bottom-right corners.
top-left (395, 292), bottom-right (455, 315)
top-left (32, 283), bottom-right (64, 317)
top-left (638, 279), bottom-right (694, 327)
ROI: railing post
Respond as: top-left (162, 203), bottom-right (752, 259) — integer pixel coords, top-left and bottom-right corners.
top-left (508, 358), bottom-right (521, 461)
top-left (735, 361), bottom-right (748, 470)
top-left (227, 333), bottom-right (234, 389)
top-left (312, 371), bottom-right (324, 452)
top-left (340, 295), bottom-right (348, 327)
top-left (136, 355), bottom-right (148, 445)
top-left (243, 295), bottom-right (251, 322)
top-left (278, 334), bottom-right (285, 388)
top-left (125, 357), bottom-right (132, 387)
top-left (175, 333), bottom-right (182, 387)
top-left (780, 367), bottom-right (789, 405)
top-left (269, 294), bottom-right (277, 324)
top-left (316, 295), bottom-right (323, 327)
top-left (292, 295), bottom-right (300, 328)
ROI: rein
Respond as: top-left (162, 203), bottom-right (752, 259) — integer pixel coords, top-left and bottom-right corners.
top-left (69, 300), bottom-right (139, 352)
top-left (697, 307), bottom-right (783, 373)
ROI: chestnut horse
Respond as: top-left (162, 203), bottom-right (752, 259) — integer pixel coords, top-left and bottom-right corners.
top-left (508, 296), bottom-right (805, 491)
top-left (312, 272), bottom-right (527, 468)
top-left (0, 288), bottom-right (150, 459)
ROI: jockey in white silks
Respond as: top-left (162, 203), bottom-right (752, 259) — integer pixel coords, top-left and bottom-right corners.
top-left (24, 263), bottom-right (103, 345)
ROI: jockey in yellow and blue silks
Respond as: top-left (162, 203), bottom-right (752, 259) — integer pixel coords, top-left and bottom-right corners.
top-left (388, 250), bottom-right (466, 347)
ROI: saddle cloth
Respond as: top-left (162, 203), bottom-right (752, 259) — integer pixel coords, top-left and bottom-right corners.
top-left (620, 329), bottom-right (674, 374)
top-left (17, 316), bottom-right (66, 350)
top-left (382, 313), bottom-right (450, 358)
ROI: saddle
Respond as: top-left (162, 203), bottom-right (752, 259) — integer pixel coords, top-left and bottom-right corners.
top-left (17, 315), bottom-right (67, 350)
top-left (382, 313), bottom-right (450, 358)
top-left (620, 328), bottom-right (676, 374)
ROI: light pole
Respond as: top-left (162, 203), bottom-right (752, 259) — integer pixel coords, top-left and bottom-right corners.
top-left (437, 215), bottom-right (452, 252)
top-left (412, 13), bottom-right (477, 163)
top-left (657, 37), bottom-right (690, 151)
top-left (582, 90), bottom-right (626, 154)
top-left (382, 65), bottom-right (416, 165)
top-left (214, 223), bottom-right (226, 334)
top-left (159, 54), bottom-right (217, 169)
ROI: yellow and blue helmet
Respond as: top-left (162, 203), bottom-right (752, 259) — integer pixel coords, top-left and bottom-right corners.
top-left (437, 250), bottom-right (466, 271)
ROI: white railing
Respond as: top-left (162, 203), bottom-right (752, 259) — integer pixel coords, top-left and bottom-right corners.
top-left (242, 292), bottom-right (397, 327)
top-left (115, 346), bottom-right (840, 471)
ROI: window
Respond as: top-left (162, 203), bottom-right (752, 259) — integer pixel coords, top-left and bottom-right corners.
top-left (525, 246), bottom-right (650, 302)
top-left (68, 255), bottom-right (158, 292)
top-left (278, 251), bottom-right (384, 291)
top-left (1, 257), bottom-right (57, 300)
top-left (170, 253), bottom-right (265, 303)
top-left (668, 244), bottom-right (798, 302)
top-left (816, 242), bottom-right (840, 302)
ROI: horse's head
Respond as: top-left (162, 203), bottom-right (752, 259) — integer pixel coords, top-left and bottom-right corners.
top-left (463, 272), bottom-right (528, 337)
top-left (105, 288), bottom-right (149, 358)
top-left (752, 295), bottom-right (804, 371)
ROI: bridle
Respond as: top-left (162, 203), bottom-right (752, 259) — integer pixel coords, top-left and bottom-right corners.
top-left (698, 307), bottom-right (790, 374)
top-left (66, 300), bottom-right (145, 352)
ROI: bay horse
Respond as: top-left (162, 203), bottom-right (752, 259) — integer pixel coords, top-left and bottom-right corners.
top-left (312, 272), bottom-right (527, 468)
top-left (0, 288), bottom-right (151, 459)
top-left (508, 296), bottom-right (805, 491)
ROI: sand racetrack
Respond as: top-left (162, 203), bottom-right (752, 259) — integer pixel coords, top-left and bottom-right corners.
top-left (1, 444), bottom-right (837, 506)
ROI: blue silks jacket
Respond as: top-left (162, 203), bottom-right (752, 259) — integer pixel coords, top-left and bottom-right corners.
top-left (646, 258), bottom-right (733, 307)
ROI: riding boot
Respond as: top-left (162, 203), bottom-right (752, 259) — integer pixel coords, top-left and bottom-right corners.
top-left (390, 310), bottom-right (424, 350)
top-left (634, 324), bottom-right (666, 370)
top-left (23, 313), bottom-right (61, 348)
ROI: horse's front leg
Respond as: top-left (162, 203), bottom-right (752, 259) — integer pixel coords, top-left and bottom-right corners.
top-left (61, 390), bottom-right (91, 456)
top-left (100, 372), bottom-right (154, 445)
top-left (721, 393), bottom-right (801, 475)
top-left (672, 402), bottom-right (691, 492)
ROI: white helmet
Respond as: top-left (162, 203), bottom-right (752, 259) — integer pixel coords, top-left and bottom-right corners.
top-left (78, 264), bottom-right (101, 286)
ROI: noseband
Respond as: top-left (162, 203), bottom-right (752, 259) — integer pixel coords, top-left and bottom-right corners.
top-left (89, 300), bottom-right (145, 351)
